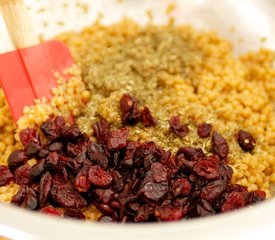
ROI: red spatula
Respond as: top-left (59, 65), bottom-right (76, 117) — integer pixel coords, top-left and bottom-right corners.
top-left (0, 0), bottom-right (74, 122)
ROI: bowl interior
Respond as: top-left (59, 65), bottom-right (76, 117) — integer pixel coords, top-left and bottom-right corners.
top-left (1, 0), bottom-right (275, 54)
top-left (0, 0), bottom-right (275, 239)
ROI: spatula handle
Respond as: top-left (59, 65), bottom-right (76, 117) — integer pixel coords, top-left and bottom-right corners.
top-left (0, 0), bottom-right (39, 48)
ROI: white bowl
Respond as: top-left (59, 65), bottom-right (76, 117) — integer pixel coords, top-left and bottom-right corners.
top-left (0, 0), bottom-right (275, 239)
top-left (1, 198), bottom-right (275, 240)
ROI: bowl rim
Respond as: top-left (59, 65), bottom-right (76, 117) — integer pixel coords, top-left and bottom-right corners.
top-left (0, 198), bottom-right (275, 240)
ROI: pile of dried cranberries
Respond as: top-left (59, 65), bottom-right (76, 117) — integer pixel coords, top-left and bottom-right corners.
top-left (0, 94), bottom-right (264, 222)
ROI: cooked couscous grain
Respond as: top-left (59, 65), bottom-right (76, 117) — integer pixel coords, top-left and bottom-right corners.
top-left (16, 64), bottom-right (86, 133)
top-left (58, 19), bottom-right (275, 196)
top-left (0, 19), bottom-right (274, 219)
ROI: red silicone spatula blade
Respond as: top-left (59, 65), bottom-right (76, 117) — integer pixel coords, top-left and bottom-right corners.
top-left (0, 50), bottom-right (36, 121)
top-left (0, 40), bottom-right (74, 122)
top-left (20, 40), bottom-right (74, 100)
top-left (0, 0), bottom-right (74, 123)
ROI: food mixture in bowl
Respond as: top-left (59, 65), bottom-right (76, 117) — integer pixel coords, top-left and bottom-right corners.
top-left (0, 18), bottom-right (274, 222)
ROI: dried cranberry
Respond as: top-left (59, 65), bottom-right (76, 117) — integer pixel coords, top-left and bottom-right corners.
top-left (68, 142), bottom-right (87, 157)
top-left (172, 178), bottom-right (192, 197)
top-left (74, 175), bottom-right (90, 193)
top-left (87, 142), bottom-right (108, 168)
top-left (7, 150), bottom-right (28, 171)
top-left (93, 189), bottom-right (114, 204)
top-left (120, 157), bottom-right (133, 168)
top-left (45, 152), bottom-right (59, 170)
top-left (219, 164), bottom-right (233, 182)
top-left (169, 116), bottom-right (189, 137)
top-left (11, 186), bottom-right (37, 210)
top-left (74, 165), bottom-right (91, 192)
top-left (161, 154), bottom-right (177, 172)
top-left (69, 153), bottom-right (88, 173)
top-left (61, 124), bottom-right (82, 142)
top-left (120, 142), bottom-right (139, 167)
top-left (54, 116), bottom-right (65, 129)
top-left (93, 118), bottom-right (109, 144)
top-left (25, 188), bottom-right (38, 210)
top-left (19, 128), bottom-right (38, 146)
top-left (31, 183), bottom-right (40, 195)
top-left (14, 164), bottom-right (31, 185)
top-left (76, 151), bottom-right (89, 164)
top-left (140, 182), bottom-right (169, 201)
top-left (59, 168), bottom-right (69, 179)
top-left (120, 94), bottom-right (140, 125)
top-left (127, 202), bottom-right (140, 213)
top-left (176, 154), bottom-right (196, 171)
top-left (197, 123), bottom-right (212, 138)
top-left (212, 131), bottom-right (229, 159)
top-left (0, 165), bottom-right (14, 186)
top-left (176, 147), bottom-right (205, 161)
top-left (64, 208), bottom-right (85, 220)
top-left (140, 107), bottom-right (157, 127)
top-left (173, 197), bottom-right (189, 207)
top-left (41, 119), bottom-right (58, 140)
top-left (188, 174), bottom-right (199, 183)
top-left (237, 130), bottom-right (256, 151)
top-left (59, 156), bottom-right (72, 172)
top-left (51, 181), bottom-right (87, 208)
top-left (201, 180), bottom-right (226, 201)
top-left (155, 206), bottom-right (183, 221)
top-left (11, 186), bottom-right (28, 205)
top-left (221, 191), bottom-right (246, 212)
top-left (38, 149), bottom-right (49, 158)
top-left (40, 206), bottom-right (63, 216)
top-left (89, 165), bottom-right (113, 187)
top-left (97, 204), bottom-right (114, 217)
top-left (107, 128), bottom-right (129, 150)
top-left (39, 172), bottom-right (52, 208)
top-left (29, 159), bottom-right (45, 179)
top-left (49, 142), bottom-right (63, 152)
top-left (110, 200), bottom-right (121, 210)
top-left (134, 142), bottom-right (157, 169)
top-left (246, 190), bottom-right (266, 204)
top-left (231, 184), bottom-right (248, 193)
top-left (193, 159), bottom-right (220, 180)
top-left (155, 146), bottom-right (170, 162)
top-left (205, 155), bottom-right (220, 165)
top-left (110, 170), bottom-right (124, 192)
top-left (25, 139), bottom-right (41, 157)
top-left (196, 199), bottom-right (215, 217)
top-left (118, 190), bottom-right (137, 207)
top-left (134, 205), bottom-right (152, 222)
top-left (151, 162), bottom-right (169, 183)
top-left (6, 113), bottom-right (264, 222)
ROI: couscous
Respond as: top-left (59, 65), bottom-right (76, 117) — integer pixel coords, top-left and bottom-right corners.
top-left (0, 19), bottom-right (274, 222)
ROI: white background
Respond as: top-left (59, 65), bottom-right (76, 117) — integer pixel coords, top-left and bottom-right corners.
top-left (1, 0), bottom-right (275, 54)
